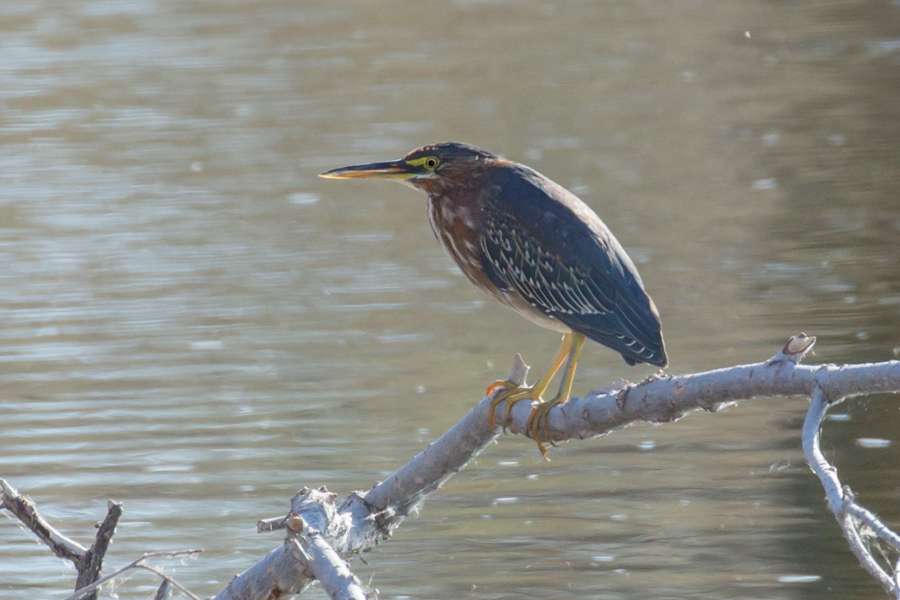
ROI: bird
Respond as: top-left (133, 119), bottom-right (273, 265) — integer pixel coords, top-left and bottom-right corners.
top-left (320, 142), bottom-right (666, 457)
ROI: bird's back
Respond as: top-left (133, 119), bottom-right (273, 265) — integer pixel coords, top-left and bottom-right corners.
top-left (475, 163), bottom-right (667, 368)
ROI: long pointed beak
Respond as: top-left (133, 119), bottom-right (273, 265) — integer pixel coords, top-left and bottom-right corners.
top-left (319, 159), bottom-right (414, 180)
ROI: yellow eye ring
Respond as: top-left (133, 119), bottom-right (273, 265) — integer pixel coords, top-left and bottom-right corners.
top-left (424, 157), bottom-right (439, 170)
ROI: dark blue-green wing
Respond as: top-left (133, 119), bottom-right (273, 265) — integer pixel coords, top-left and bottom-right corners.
top-left (478, 165), bottom-right (667, 367)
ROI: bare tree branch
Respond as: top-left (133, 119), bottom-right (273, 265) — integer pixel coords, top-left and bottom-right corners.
top-left (74, 500), bottom-right (123, 599)
top-left (213, 356), bottom-right (531, 600)
top-left (287, 489), bottom-right (371, 600)
top-left (526, 335), bottom-right (900, 448)
top-left (803, 384), bottom-right (900, 598)
top-left (1, 479), bottom-right (87, 563)
top-left (5, 335), bottom-right (900, 599)
top-left (0, 480), bottom-right (201, 600)
top-left (212, 334), bottom-right (900, 599)
top-left (0, 479), bottom-right (122, 600)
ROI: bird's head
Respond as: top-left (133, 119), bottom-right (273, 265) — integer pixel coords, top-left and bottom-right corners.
top-left (319, 142), bottom-right (498, 193)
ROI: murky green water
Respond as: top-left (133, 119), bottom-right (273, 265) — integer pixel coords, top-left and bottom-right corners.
top-left (1, 1), bottom-right (899, 598)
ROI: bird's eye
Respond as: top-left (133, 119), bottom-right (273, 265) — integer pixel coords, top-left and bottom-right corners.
top-left (424, 157), bottom-right (439, 170)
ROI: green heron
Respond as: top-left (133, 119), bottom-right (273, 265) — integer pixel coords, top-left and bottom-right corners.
top-left (320, 142), bottom-right (667, 457)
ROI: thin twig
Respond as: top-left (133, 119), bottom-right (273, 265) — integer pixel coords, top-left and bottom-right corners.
top-left (61, 550), bottom-right (203, 600)
top-left (138, 564), bottom-right (204, 600)
top-left (844, 499), bottom-right (900, 551)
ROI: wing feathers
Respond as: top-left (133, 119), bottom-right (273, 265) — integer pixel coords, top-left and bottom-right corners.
top-left (478, 166), bottom-right (667, 367)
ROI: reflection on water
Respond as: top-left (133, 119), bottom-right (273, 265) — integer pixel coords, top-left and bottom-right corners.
top-left (1, 1), bottom-right (898, 599)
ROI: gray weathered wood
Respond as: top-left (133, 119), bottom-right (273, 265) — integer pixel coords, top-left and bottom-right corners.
top-left (803, 385), bottom-right (900, 597)
top-left (214, 335), bottom-right (900, 599)
top-left (6, 336), bottom-right (900, 599)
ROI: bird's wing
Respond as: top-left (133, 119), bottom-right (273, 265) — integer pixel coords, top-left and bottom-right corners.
top-left (478, 165), bottom-right (667, 367)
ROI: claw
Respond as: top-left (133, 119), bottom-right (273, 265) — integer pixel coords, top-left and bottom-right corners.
top-left (487, 381), bottom-right (512, 429)
top-left (486, 380), bottom-right (511, 397)
top-left (526, 401), bottom-right (561, 460)
top-left (489, 383), bottom-right (539, 430)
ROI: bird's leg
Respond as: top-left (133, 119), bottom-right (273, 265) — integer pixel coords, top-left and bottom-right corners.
top-left (488, 332), bottom-right (574, 430)
top-left (527, 332), bottom-right (585, 459)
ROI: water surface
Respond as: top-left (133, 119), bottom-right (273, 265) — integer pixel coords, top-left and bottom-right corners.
top-left (1, 2), bottom-right (899, 598)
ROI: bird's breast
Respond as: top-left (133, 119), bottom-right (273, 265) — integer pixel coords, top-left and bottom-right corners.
top-left (427, 195), bottom-right (488, 283)
top-left (426, 194), bottom-right (569, 334)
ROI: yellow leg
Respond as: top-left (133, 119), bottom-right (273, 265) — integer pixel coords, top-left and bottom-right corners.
top-left (488, 332), bottom-right (574, 429)
top-left (527, 332), bottom-right (585, 459)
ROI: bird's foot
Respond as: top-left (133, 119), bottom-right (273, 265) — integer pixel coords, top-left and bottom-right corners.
top-left (526, 398), bottom-right (564, 460)
top-left (487, 381), bottom-right (543, 431)
top-left (489, 382), bottom-right (562, 460)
